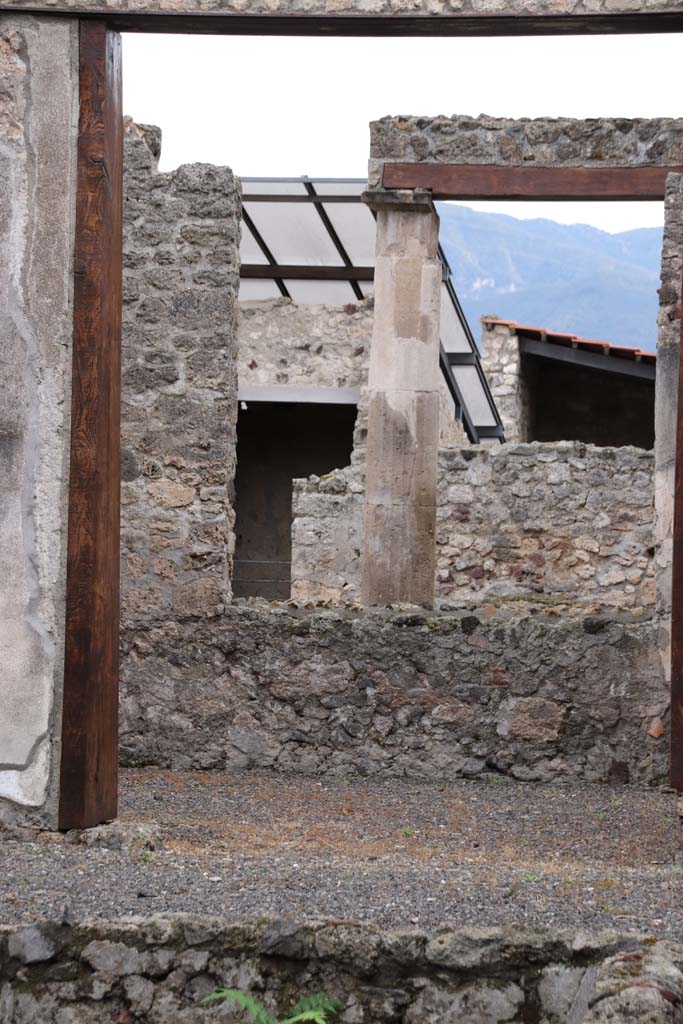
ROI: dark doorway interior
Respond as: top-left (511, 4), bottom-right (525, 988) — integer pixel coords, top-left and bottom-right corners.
top-left (522, 354), bottom-right (655, 449)
top-left (233, 401), bottom-right (357, 599)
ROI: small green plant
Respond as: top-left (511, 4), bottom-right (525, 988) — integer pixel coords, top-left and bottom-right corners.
top-left (401, 826), bottom-right (414, 837)
top-left (200, 990), bottom-right (340, 1024)
top-left (140, 850), bottom-right (152, 864)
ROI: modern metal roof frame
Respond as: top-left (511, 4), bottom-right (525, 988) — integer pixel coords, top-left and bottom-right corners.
top-left (519, 336), bottom-right (656, 382)
top-left (240, 176), bottom-right (505, 444)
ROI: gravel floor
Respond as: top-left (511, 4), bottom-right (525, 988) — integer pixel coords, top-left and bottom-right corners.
top-left (2, 769), bottom-right (682, 937)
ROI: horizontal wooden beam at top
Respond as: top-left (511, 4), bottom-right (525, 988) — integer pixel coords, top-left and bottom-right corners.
top-left (382, 163), bottom-right (683, 201)
top-left (4, 8), bottom-right (683, 35)
top-left (241, 264), bottom-right (374, 280)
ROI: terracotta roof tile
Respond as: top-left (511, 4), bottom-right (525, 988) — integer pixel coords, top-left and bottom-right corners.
top-left (481, 317), bottom-right (656, 365)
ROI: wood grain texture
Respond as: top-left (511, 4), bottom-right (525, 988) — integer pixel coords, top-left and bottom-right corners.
top-left (671, 272), bottom-right (683, 791)
top-left (382, 163), bottom-right (683, 201)
top-left (59, 21), bottom-right (122, 830)
top-left (11, 10), bottom-right (683, 37)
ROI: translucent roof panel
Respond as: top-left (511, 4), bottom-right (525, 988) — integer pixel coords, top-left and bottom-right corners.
top-left (321, 202), bottom-right (377, 266)
top-left (242, 179), bottom-right (308, 196)
top-left (240, 222), bottom-right (270, 265)
top-left (453, 366), bottom-right (498, 427)
top-left (308, 180), bottom-right (365, 197)
top-left (239, 279), bottom-right (282, 300)
top-left (440, 284), bottom-right (472, 353)
top-left (243, 202), bottom-right (344, 267)
top-left (284, 280), bottom-right (358, 304)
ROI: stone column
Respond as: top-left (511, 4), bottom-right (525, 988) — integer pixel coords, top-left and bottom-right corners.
top-left (655, 174), bottom-right (683, 682)
top-left (0, 15), bottom-right (79, 827)
top-left (360, 192), bottom-right (441, 607)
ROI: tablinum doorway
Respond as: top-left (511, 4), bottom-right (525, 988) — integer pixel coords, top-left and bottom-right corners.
top-left (59, 15), bottom-right (683, 828)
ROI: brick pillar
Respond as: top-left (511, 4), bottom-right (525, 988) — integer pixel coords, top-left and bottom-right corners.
top-left (360, 192), bottom-right (441, 607)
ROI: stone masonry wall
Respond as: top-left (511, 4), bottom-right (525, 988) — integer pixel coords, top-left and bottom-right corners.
top-left (480, 320), bottom-right (530, 443)
top-left (292, 442), bottom-right (655, 610)
top-left (0, 16), bottom-right (78, 827)
top-left (3, 914), bottom-right (683, 1024)
top-left (120, 603), bottom-right (667, 784)
top-left (654, 173), bottom-right (683, 680)
top-left (369, 115), bottom-right (683, 189)
top-left (238, 297), bottom-right (371, 392)
top-left (121, 121), bottom-right (241, 628)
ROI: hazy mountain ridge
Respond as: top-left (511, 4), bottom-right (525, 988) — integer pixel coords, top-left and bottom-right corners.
top-left (437, 204), bottom-right (662, 351)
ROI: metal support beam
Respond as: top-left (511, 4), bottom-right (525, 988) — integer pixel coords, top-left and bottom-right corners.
top-left (240, 264), bottom-right (375, 281)
top-left (519, 336), bottom-right (656, 381)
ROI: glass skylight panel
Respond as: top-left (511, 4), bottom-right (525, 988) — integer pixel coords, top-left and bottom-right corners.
top-left (238, 280), bottom-right (283, 300)
top-left (284, 280), bottom-right (358, 304)
top-left (244, 202), bottom-right (343, 267)
top-left (241, 179), bottom-right (308, 196)
top-left (440, 285), bottom-right (472, 353)
top-left (309, 180), bottom-right (366, 197)
top-left (239, 222), bottom-right (269, 265)
top-left (453, 366), bottom-right (497, 427)
top-left (322, 203), bottom-right (377, 267)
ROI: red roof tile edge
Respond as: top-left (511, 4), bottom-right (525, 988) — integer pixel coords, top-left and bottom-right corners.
top-left (481, 316), bottom-right (656, 364)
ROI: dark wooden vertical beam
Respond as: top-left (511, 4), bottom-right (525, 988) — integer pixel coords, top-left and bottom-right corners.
top-left (671, 272), bottom-right (683, 791)
top-left (59, 21), bottom-right (122, 830)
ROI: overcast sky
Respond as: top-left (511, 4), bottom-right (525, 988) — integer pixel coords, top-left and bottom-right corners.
top-left (122, 32), bottom-right (682, 234)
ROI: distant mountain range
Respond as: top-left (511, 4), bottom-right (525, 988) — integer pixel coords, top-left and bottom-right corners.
top-left (437, 203), bottom-right (662, 352)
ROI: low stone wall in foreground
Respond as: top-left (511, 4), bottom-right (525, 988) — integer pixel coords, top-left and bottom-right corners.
top-left (120, 603), bottom-right (667, 785)
top-left (2, 914), bottom-right (682, 1023)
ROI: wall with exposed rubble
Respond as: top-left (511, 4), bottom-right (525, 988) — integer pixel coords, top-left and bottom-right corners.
top-left (120, 122), bottom-right (241, 628)
top-left (238, 298), bottom-right (371, 392)
top-left (2, 914), bottom-right (682, 1024)
top-left (480, 321), bottom-right (530, 443)
top-left (292, 442), bottom-right (655, 610)
top-left (0, 16), bottom-right (78, 828)
top-left (120, 601), bottom-right (667, 785)
top-left (369, 115), bottom-right (683, 188)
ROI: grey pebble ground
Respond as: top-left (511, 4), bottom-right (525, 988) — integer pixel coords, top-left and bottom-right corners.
top-left (1, 769), bottom-right (681, 937)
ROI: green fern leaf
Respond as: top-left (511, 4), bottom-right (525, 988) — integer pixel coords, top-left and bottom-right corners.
top-left (281, 993), bottom-right (340, 1024)
top-left (280, 1012), bottom-right (326, 1024)
top-left (200, 988), bottom-right (277, 1024)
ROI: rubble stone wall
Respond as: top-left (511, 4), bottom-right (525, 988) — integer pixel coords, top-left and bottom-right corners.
top-left (120, 122), bottom-right (241, 628)
top-left (2, 914), bottom-right (682, 1024)
top-left (369, 115), bottom-right (683, 188)
top-left (120, 602), bottom-right (668, 785)
top-left (238, 297), bottom-right (372, 391)
top-left (480, 321), bottom-right (529, 443)
top-left (292, 443), bottom-right (655, 610)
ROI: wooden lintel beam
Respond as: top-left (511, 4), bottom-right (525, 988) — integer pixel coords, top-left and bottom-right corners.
top-left (59, 21), bottom-right (122, 831)
top-left (382, 163), bottom-right (683, 201)
top-left (8, 10), bottom-right (683, 36)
